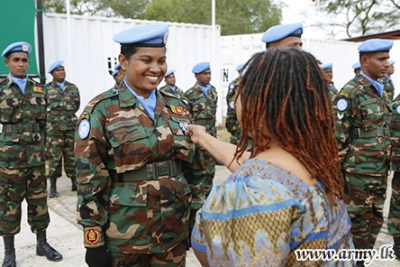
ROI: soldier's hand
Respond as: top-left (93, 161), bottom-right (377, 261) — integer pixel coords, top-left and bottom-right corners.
top-left (85, 246), bottom-right (112, 267)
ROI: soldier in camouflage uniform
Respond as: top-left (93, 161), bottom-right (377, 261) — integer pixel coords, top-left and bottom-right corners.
top-left (388, 61), bottom-right (400, 259)
top-left (334, 39), bottom-right (393, 266)
top-left (75, 23), bottom-right (205, 267)
top-left (225, 63), bottom-right (244, 145)
top-left (320, 62), bottom-right (339, 103)
top-left (184, 62), bottom-right (217, 197)
top-left (159, 69), bottom-right (184, 99)
top-left (0, 42), bottom-right (62, 267)
top-left (45, 60), bottom-right (80, 198)
top-left (262, 22), bottom-right (303, 50)
top-left (111, 63), bottom-right (124, 89)
top-left (381, 59), bottom-right (395, 102)
top-left (352, 62), bottom-right (361, 75)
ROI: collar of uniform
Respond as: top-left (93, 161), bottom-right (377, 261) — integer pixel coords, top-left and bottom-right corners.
top-left (117, 82), bottom-right (140, 108)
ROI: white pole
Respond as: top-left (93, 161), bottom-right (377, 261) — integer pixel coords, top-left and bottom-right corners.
top-left (66, 0), bottom-right (73, 79)
top-left (211, 0), bottom-right (215, 64)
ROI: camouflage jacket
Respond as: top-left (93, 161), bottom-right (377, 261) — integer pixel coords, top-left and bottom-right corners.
top-left (75, 82), bottom-right (205, 253)
top-left (334, 74), bottom-right (392, 176)
top-left (391, 94), bottom-right (400, 171)
top-left (159, 85), bottom-right (184, 99)
top-left (225, 78), bottom-right (241, 133)
top-left (0, 75), bottom-right (46, 168)
top-left (382, 75), bottom-right (395, 102)
top-left (328, 83), bottom-right (339, 103)
top-left (45, 80), bottom-right (80, 130)
top-left (184, 83), bottom-right (218, 137)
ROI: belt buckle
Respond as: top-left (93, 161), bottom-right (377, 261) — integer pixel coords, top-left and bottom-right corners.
top-left (356, 128), bottom-right (361, 137)
top-left (377, 128), bottom-right (382, 136)
top-left (0, 123), bottom-right (2, 133)
top-left (155, 162), bottom-right (170, 178)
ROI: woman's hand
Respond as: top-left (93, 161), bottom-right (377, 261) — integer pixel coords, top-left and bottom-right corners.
top-left (186, 124), bottom-right (207, 145)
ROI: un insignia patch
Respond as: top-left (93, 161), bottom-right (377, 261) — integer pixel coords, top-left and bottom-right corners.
top-left (396, 105), bottom-right (400, 114)
top-left (78, 119), bottom-right (90, 139)
top-left (336, 98), bottom-right (348, 112)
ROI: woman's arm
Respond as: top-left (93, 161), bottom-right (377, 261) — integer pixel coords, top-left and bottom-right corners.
top-left (186, 124), bottom-right (250, 172)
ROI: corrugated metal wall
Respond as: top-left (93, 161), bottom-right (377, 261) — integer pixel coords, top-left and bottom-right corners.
top-left (42, 14), bottom-right (223, 123)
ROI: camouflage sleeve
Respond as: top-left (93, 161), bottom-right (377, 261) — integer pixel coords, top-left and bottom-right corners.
top-left (183, 90), bottom-right (193, 117)
top-left (391, 95), bottom-right (400, 171)
top-left (182, 141), bottom-right (205, 229)
top-left (334, 89), bottom-right (357, 169)
top-left (225, 87), bottom-right (237, 133)
top-left (75, 86), bottom-right (81, 112)
top-left (75, 106), bottom-right (112, 248)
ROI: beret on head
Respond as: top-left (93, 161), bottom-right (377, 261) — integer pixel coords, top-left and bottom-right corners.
top-left (320, 62), bottom-right (333, 70)
top-left (2, 41), bottom-right (32, 57)
top-left (352, 62), bottom-right (361, 70)
top-left (261, 23), bottom-right (303, 44)
top-left (113, 22), bottom-right (169, 47)
top-left (165, 69), bottom-right (174, 77)
top-left (236, 63), bottom-right (245, 72)
top-left (389, 59), bottom-right (395, 65)
top-left (358, 39), bottom-right (393, 53)
top-left (48, 60), bottom-right (64, 73)
top-left (192, 62), bottom-right (210, 74)
top-left (111, 63), bottom-right (121, 77)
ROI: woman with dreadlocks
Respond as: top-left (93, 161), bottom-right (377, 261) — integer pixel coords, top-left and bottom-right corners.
top-left (187, 48), bottom-right (354, 266)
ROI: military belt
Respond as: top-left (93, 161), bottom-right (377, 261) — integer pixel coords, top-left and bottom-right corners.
top-left (350, 127), bottom-right (390, 138)
top-left (49, 110), bottom-right (75, 116)
top-left (109, 160), bottom-right (182, 182)
top-left (194, 119), bottom-right (215, 127)
top-left (0, 122), bottom-right (41, 134)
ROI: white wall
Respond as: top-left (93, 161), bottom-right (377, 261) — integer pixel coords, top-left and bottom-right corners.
top-left (42, 14), bottom-right (223, 123)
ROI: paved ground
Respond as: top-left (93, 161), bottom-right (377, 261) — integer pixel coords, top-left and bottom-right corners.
top-left (1, 166), bottom-right (400, 266)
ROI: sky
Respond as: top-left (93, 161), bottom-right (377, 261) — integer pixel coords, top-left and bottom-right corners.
top-left (279, 0), bottom-right (349, 40)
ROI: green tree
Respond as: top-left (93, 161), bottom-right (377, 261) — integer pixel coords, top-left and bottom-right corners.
top-left (143, 0), bottom-right (282, 35)
top-left (317, 0), bottom-right (400, 37)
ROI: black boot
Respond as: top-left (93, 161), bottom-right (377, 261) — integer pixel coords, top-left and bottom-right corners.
top-left (49, 177), bottom-right (58, 198)
top-left (36, 230), bottom-right (62, 261)
top-left (71, 177), bottom-right (78, 191)
top-left (393, 236), bottom-right (400, 260)
top-left (2, 236), bottom-right (16, 267)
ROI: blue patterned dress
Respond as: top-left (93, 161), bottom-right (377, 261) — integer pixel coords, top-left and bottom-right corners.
top-left (192, 158), bottom-right (355, 266)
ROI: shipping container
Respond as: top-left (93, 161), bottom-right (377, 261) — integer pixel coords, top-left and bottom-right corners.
top-left (42, 14), bottom-right (223, 123)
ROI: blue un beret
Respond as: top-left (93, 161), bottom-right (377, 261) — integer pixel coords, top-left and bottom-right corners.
top-left (261, 23), bottom-right (303, 44)
top-left (111, 63), bottom-right (121, 77)
top-left (48, 60), bottom-right (64, 73)
top-left (389, 59), bottom-right (395, 65)
top-left (320, 63), bottom-right (333, 70)
top-left (1, 41), bottom-right (32, 58)
top-left (192, 62), bottom-right (210, 74)
top-left (358, 39), bottom-right (393, 53)
top-left (352, 62), bottom-right (361, 69)
top-left (113, 22), bottom-right (169, 47)
top-left (236, 63), bottom-right (245, 72)
top-left (165, 69), bottom-right (174, 77)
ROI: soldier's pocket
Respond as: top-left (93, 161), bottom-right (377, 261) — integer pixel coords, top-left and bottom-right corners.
top-left (0, 95), bottom-right (19, 122)
top-left (108, 120), bottom-right (151, 169)
top-left (170, 179), bottom-right (192, 232)
top-left (107, 182), bottom-right (148, 240)
top-left (360, 98), bottom-right (383, 129)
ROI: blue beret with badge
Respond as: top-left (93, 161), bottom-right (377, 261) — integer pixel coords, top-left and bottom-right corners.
top-left (389, 59), bottom-right (395, 65)
top-left (113, 22), bottom-right (169, 47)
top-left (320, 62), bottom-right (333, 70)
top-left (2, 41), bottom-right (32, 58)
top-left (352, 62), bottom-right (361, 70)
top-left (358, 39), bottom-right (393, 53)
top-left (111, 63), bottom-right (121, 76)
top-left (192, 62), bottom-right (210, 74)
top-left (165, 69), bottom-right (174, 77)
top-left (236, 63), bottom-right (245, 72)
top-left (261, 23), bottom-right (303, 44)
top-left (48, 60), bottom-right (64, 73)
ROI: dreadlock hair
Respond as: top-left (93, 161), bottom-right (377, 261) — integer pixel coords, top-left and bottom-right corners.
top-left (236, 48), bottom-right (343, 205)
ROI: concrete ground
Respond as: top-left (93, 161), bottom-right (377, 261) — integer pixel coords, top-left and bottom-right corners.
top-left (1, 166), bottom-right (400, 266)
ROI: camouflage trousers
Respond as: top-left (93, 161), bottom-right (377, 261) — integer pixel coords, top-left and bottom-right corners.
top-left (202, 150), bottom-right (216, 198)
top-left (45, 127), bottom-right (76, 178)
top-left (389, 171), bottom-right (400, 238)
top-left (344, 172), bottom-right (387, 249)
top-left (229, 129), bottom-right (241, 145)
top-left (109, 241), bottom-right (186, 267)
top-left (0, 165), bottom-right (50, 236)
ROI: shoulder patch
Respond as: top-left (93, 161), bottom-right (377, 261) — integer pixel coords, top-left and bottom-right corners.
top-left (396, 105), bottom-right (400, 115)
top-left (339, 91), bottom-right (348, 98)
top-left (170, 105), bottom-right (184, 115)
top-left (336, 98), bottom-right (348, 112)
top-left (78, 119), bottom-right (90, 139)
